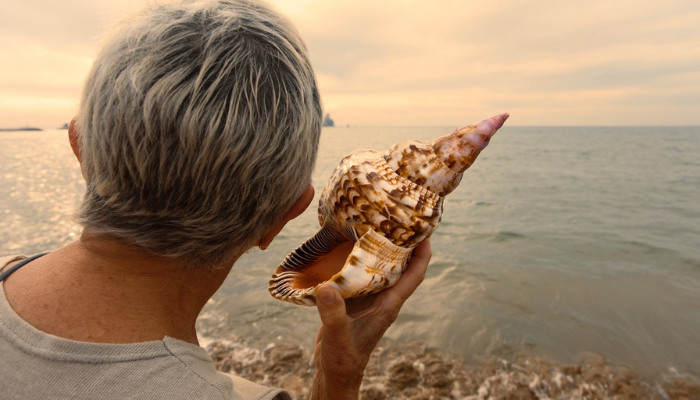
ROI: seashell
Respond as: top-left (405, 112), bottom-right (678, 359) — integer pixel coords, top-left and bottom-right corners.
top-left (269, 113), bottom-right (509, 306)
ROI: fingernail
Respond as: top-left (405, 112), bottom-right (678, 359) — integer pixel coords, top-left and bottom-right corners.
top-left (318, 286), bottom-right (336, 305)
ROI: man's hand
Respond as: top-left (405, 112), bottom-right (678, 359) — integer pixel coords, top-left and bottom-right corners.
top-left (310, 240), bottom-right (432, 400)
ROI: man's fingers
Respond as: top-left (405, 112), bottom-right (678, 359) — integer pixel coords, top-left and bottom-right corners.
top-left (385, 239), bottom-right (431, 304)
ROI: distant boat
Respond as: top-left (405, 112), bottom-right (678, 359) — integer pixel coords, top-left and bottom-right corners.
top-left (322, 113), bottom-right (335, 127)
top-left (0, 127), bottom-right (42, 132)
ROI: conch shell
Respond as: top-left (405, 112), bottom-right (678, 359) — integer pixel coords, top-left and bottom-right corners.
top-left (269, 113), bottom-right (509, 305)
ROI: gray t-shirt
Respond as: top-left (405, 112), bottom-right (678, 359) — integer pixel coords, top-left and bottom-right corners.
top-left (0, 255), bottom-right (292, 400)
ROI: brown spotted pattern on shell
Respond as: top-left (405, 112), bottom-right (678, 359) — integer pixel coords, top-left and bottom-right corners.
top-left (269, 113), bottom-right (509, 306)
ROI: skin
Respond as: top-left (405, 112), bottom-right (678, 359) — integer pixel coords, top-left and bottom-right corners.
top-left (1, 120), bottom-right (431, 399)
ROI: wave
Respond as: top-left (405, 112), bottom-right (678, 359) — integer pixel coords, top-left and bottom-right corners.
top-left (493, 231), bottom-right (527, 242)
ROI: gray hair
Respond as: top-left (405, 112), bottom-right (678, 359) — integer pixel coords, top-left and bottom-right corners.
top-left (77, 0), bottom-right (322, 268)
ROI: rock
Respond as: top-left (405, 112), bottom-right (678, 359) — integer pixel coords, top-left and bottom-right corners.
top-left (388, 356), bottom-right (421, 389)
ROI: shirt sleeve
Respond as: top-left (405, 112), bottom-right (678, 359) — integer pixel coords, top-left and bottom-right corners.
top-left (227, 373), bottom-right (293, 400)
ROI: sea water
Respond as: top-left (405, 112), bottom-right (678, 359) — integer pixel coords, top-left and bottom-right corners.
top-left (1, 126), bottom-right (699, 381)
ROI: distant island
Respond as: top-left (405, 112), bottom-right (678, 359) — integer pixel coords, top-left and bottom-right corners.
top-left (59, 123), bottom-right (69, 129)
top-left (0, 127), bottom-right (42, 132)
top-left (322, 113), bottom-right (334, 127)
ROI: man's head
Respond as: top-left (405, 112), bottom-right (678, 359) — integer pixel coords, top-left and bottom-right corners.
top-left (75, 0), bottom-right (322, 268)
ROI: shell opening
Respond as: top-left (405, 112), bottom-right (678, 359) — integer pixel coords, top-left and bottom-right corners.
top-left (275, 240), bottom-right (355, 290)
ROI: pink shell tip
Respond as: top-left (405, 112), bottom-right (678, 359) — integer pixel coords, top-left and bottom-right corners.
top-left (476, 113), bottom-right (509, 137)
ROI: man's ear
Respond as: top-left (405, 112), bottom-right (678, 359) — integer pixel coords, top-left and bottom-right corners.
top-left (68, 117), bottom-right (87, 179)
top-left (68, 117), bottom-right (82, 163)
top-left (259, 184), bottom-right (315, 249)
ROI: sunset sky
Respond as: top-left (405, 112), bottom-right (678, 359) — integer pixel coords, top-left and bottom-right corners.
top-left (1, 0), bottom-right (698, 128)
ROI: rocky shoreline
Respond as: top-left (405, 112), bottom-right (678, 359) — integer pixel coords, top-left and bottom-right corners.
top-left (207, 340), bottom-right (700, 399)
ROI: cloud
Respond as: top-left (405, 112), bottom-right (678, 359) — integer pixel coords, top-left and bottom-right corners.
top-left (272, 0), bottom-right (700, 125)
top-left (0, 0), bottom-right (145, 128)
top-left (1, 0), bottom-right (699, 127)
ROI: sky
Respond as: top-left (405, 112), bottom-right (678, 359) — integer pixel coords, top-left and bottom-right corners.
top-left (1, 0), bottom-right (699, 128)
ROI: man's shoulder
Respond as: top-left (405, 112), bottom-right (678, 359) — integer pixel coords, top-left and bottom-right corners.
top-left (0, 314), bottom-right (290, 400)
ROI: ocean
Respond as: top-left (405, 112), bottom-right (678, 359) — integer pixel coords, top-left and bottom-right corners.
top-left (1, 125), bottom-right (699, 394)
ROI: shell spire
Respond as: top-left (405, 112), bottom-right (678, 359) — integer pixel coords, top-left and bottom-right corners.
top-left (270, 113), bottom-right (509, 305)
top-left (383, 112), bottom-right (509, 196)
top-left (434, 112), bottom-right (509, 173)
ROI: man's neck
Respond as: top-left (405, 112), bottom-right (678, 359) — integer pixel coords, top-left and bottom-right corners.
top-left (2, 232), bottom-right (238, 345)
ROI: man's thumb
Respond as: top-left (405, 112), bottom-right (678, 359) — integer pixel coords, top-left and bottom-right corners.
top-left (316, 285), bottom-right (348, 336)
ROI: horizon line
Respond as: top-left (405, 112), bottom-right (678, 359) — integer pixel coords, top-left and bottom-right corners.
top-left (2, 124), bottom-right (699, 131)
